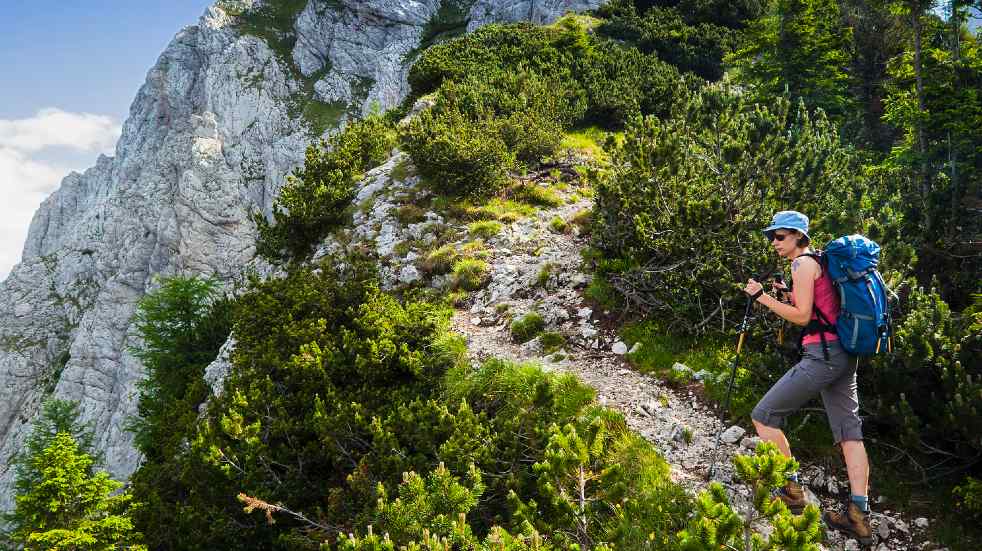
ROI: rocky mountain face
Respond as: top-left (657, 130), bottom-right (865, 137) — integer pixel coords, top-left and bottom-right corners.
top-left (0, 0), bottom-right (601, 510)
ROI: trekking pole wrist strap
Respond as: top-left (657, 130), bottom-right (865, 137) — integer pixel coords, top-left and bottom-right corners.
top-left (751, 289), bottom-right (764, 300)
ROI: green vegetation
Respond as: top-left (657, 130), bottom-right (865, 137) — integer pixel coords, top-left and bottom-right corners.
top-left (255, 114), bottom-right (397, 262)
top-left (2, 401), bottom-right (144, 550)
top-left (467, 220), bottom-right (503, 239)
top-left (539, 331), bottom-right (566, 355)
top-left (140, 1), bottom-right (982, 547)
top-left (678, 442), bottom-right (822, 551)
top-left (122, 254), bottom-right (695, 549)
top-left (451, 258), bottom-right (490, 291)
top-left (512, 183), bottom-right (564, 208)
top-left (535, 262), bottom-right (556, 288)
top-left (510, 313), bottom-right (546, 344)
top-left (126, 276), bottom-right (234, 549)
top-left (548, 215), bottom-right (568, 234)
top-left (591, 82), bottom-right (874, 334)
top-left (570, 208), bottom-right (592, 233)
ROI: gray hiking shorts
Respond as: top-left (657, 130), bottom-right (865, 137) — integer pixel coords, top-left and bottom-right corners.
top-left (751, 341), bottom-right (863, 444)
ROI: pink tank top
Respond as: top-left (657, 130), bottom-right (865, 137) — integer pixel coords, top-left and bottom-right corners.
top-left (796, 261), bottom-right (839, 345)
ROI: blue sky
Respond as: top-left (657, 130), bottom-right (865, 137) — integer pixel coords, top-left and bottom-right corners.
top-left (0, 1), bottom-right (214, 280)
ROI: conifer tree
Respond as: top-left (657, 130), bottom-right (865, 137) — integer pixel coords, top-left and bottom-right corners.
top-left (729, 0), bottom-right (855, 121)
top-left (5, 432), bottom-right (145, 550)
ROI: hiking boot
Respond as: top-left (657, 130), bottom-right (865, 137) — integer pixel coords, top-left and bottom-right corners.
top-left (824, 502), bottom-right (874, 546)
top-left (775, 480), bottom-right (808, 514)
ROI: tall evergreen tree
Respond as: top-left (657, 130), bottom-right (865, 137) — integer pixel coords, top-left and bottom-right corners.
top-left (5, 432), bottom-right (145, 551)
top-left (729, 0), bottom-right (855, 121)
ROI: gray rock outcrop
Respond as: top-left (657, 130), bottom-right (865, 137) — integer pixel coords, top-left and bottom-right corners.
top-left (0, 0), bottom-right (602, 512)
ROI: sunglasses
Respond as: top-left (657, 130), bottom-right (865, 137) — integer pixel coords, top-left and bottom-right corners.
top-left (771, 232), bottom-right (794, 242)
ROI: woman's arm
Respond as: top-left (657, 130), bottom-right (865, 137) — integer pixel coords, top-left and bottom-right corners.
top-left (744, 257), bottom-right (817, 326)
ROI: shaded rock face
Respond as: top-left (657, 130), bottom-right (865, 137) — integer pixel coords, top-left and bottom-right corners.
top-left (0, 0), bottom-right (602, 511)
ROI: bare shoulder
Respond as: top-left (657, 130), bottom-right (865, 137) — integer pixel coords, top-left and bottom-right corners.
top-left (791, 255), bottom-right (820, 279)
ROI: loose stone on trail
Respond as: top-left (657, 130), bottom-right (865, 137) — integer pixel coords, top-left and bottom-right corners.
top-left (721, 425), bottom-right (746, 444)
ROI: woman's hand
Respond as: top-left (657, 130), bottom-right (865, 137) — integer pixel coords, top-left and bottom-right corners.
top-left (744, 279), bottom-right (764, 300)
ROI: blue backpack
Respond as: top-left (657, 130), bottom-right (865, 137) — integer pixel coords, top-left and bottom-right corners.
top-left (800, 235), bottom-right (893, 357)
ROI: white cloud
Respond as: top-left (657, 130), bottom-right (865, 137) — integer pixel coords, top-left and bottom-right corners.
top-left (0, 109), bottom-right (121, 280)
top-left (0, 108), bottom-right (120, 154)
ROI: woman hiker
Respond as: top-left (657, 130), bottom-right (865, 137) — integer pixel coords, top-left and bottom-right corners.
top-left (743, 210), bottom-right (873, 546)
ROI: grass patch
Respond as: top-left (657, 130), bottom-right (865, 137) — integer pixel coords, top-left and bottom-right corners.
top-left (561, 126), bottom-right (610, 161)
top-left (510, 312), bottom-right (546, 344)
top-left (452, 258), bottom-right (490, 291)
top-left (512, 182), bottom-right (563, 208)
top-left (540, 331), bottom-right (566, 354)
top-left (395, 204), bottom-right (428, 225)
top-left (571, 208), bottom-right (592, 233)
top-left (536, 262), bottom-right (556, 288)
top-left (549, 216), bottom-right (568, 234)
top-left (420, 244), bottom-right (458, 275)
top-left (468, 220), bottom-right (503, 239)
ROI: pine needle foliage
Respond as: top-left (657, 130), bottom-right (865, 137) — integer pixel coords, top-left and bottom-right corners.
top-left (677, 442), bottom-right (822, 551)
top-left (254, 114), bottom-right (396, 263)
top-left (5, 432), bottom-right (145, 551)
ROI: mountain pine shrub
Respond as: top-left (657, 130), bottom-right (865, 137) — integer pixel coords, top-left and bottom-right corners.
top-left (677, 441), bottom-right (822, 551)
top-left (590, 82), bottom-right (889, 333)
top-left (255, 114), bottom-right (396, 262)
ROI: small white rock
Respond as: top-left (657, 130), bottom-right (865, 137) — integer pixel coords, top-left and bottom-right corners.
top-left (577, 307), bottom-right (592, 319)
top-left (628, 342), bottom-right (641, 354)
top-left (914, 517), bottom-right (929, 529)
top-left (720, 425), bottom-right (746, 444)
top-left (470, 317), bottom-right (482, 326)
top-left (612, 341), bottom-right (628, 355)
top-left (844, 539), bottom-right (860, 551)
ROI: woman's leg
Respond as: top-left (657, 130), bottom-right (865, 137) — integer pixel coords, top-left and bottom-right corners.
top-left (841, 439), bottom-right (870, 497)
top-left (753, 419), bottom-right (792, 457)
top-left (820, 351), bottom-right (869, 499)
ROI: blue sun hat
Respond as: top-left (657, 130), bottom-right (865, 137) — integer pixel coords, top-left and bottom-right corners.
top-left (762, 210), bottom-right (810, 240)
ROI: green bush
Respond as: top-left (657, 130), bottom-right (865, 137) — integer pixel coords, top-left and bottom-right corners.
top-left (574, 41), bottom-right (683, 127)
top-left (597, 5), bottom-right (740, 81)
top-left (255, 114), bottom-right (397, 262)
top-left (539, 331), bottom-right (567, 354)
top-left (451, 258), bottom-right (490, 291)
top-left (866, 283), bottom-right (982, 461)
top-left (677, 442), bottom-right (822, 551)
top-left (188, 256), bottom-right (462, 549)
top-left (510, 313), bottom-right (546, 343)
top-left (590, 82), bottom-right (888, 333)
top-left (955, 477), bottom-right (982, 523)
top-left (402, 106), bottom-right (514, 198)
top-left (5, 432), bottom-right (146, 551)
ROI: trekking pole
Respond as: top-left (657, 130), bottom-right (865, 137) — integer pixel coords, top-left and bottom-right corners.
top-left (707, 272), bottom-right (767, 480)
